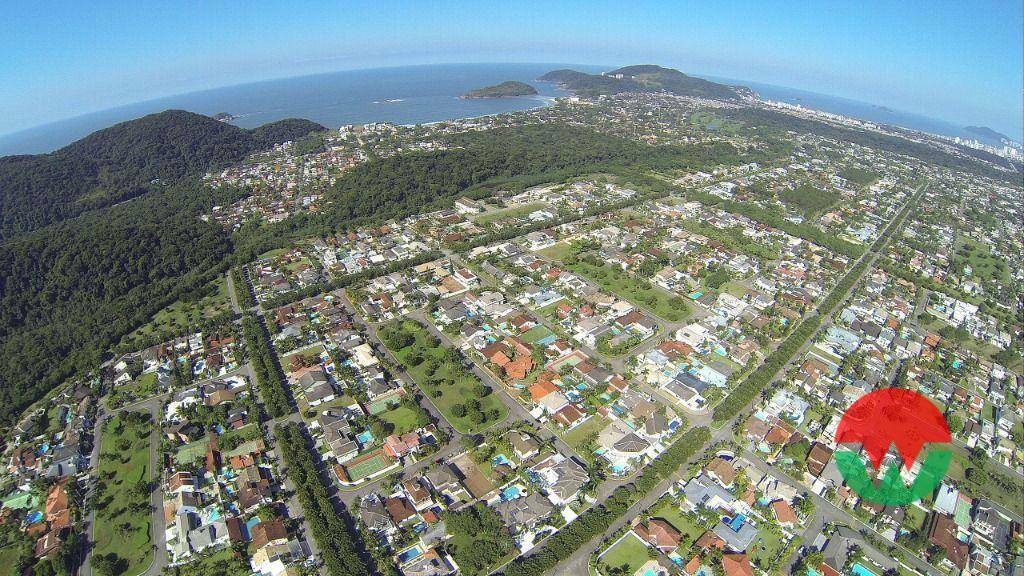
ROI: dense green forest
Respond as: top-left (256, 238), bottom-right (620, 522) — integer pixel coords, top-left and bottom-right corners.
top-left (0, 112), bottom-right (323, 427)
top-left (325, 123), bottom-right (747, 226)
top-left (539, 64), bottom-right (744, 100)
top-left (462, 80), bottom-right (538, 98)
top-left (0, 111), bottom-right (323, 239)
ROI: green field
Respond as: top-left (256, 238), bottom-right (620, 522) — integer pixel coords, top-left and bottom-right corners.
top-left (598, 533), bottom-right (651, 575)
top-left (649, 499), bottom-right (709, 544)
top-left (379, 404), bottom-right (420, 435)
top-left (473, 202), bottom-right (548, 226)
top-left (381, 320), bottom-right (507, 433)
top-left (520, 325), bottom-right (556, 345)
top-left (174, 548), bottom-right (250, 576)
top-left (537, 241), bottom-right (574, 261)
top-left (750, 528), bottom-right (788, 569)
top-left (93, 412), bottom-right (154, 576)
top-left (953, 237), bottom-right (1011, 285)
top-left (0, 545), bottom-right (26, 576)
top-left (121, 277), bottom-right (232, 347)
top-left (561, 415), bottom-right (609, 462)
top-left (567, 259), bottom-right (690, 322)
top-left (107, 371), bottom-right (160, 408)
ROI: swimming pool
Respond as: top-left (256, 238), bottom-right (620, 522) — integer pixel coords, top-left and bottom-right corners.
top-left (356, 430), bottom-right (374, 444)
top-left (502, 486), bottom-right (522, 501)
top-left (492, 454), bottom-right (512, 467)
top-left (397, 546), bottom-right (423, 563)
top-left (851, 563), bottom-right (877, 576)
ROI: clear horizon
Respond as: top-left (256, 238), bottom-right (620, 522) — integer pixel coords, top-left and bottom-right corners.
top-left (2, 1), bottom-right (1022, 141)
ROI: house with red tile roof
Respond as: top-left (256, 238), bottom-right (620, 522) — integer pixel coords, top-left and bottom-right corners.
top-left (633, 518), bottom-right (683, 552)
top-left (770, 499), bottom-right (799, 528)
top-left (722, 553), bottom-right (754, 576)
top-left (553, 404), bottom-right (585, 428)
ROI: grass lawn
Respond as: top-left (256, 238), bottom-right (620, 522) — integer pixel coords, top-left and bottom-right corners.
top-left (219, 423), bottom-right (261, 447)
top-left (750, 528), bottom-right (788, 569)
top-left (904, 505), bottom-right (927, 531)
top-left (719, 281), bottom-right (752, 298)
top-left (121, 277), bottom-right (231, 347)
top-left (537, 241), bottom-right (574, 261)
top-left (520, 325), bottom-right (556, 345)
top-left (174, 547), bottom-right (250, 576)
top-left (599, 533), bottom-right (652, 575)
top-left (379, 405), bottom-right (420, 435)
top-left (567, 259), bottom-right (690, 322)
top-left (107, 371), bottom-right (161, 409)
top-left (93, 413), bottom-right (154, 576)
top-left (561, 415), bottom-right (609, 461)
top-left (650, 499), bottom-right (709, 543)
top-left (175, 439), bottom-right (208, 466)
top-left (382, 320), bottom-right (507, 434)
top-left (0, 546), bottom-right (25, 576)
top-left (473, 202), bottom-right (548, 226)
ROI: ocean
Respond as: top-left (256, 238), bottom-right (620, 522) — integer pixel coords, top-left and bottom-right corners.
top-left (0, 63), bottom-right (598, 156)
top-left (0, 62), bottom-right (1008, 156)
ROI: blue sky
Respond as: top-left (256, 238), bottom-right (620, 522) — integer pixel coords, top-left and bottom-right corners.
top-left (1, 0), bottom-right (1021, 139)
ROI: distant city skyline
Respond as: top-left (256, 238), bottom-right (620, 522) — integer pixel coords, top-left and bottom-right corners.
top-left (2, 0), bottom-right (1022, 140)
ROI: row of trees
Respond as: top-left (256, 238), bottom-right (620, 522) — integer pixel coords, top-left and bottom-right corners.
top-left (230, 266), bottom-right (257, 309)
top-left (500, 426), bottom-right (711, 576)
top-left (240, 314), bottom-right (291, 417)
top-left (275, 423), bottom-right (389, 576)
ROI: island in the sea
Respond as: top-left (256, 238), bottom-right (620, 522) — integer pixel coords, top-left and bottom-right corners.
top-left (462, 80), bottom-right (538, 99)
top-left (213, 111), bottom-right (237, 122)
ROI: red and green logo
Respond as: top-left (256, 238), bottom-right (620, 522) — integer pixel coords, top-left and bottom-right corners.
top-left (834, 388), bottom-right (951, 505)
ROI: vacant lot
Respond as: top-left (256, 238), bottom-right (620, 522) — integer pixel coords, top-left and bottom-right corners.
top-left (567, 259), bottom-right (690, 322)
top-left (93, 412), bottom-right (154, 576)
top-left (598, 533), bottom-right (651, 575)
top-left (380, 320), bottom-right (506, 433)
top-left (473, 202), bottom-right (548, 226)
top-left (121, 277), bottom-right (232, 347)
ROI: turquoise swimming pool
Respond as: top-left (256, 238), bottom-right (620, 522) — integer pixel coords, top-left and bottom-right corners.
top-left (397, 546), bottom-right (422, 563)
top-left (851, 563), bottom-right (877, 576)
top-left (501, 486), bottom-right (522, 501)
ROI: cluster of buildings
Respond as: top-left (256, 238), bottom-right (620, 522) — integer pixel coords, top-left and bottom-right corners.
top-left (358, 427), bottom-right (590, 575)
top-left (1, 381), bottom-right (96, 565)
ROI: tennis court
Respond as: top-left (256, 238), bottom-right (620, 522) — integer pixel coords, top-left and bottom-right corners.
top-left (342, 448), bottom-right (394, 482)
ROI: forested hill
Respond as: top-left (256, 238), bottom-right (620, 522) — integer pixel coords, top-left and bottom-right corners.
top-left (0, 111), bottom-right (324, 240)
top-left (462, 81), bottom-right (539, 98)
top-left (539, 64), bottom-right (748, 100)
top-left (0, 111), bottom-right (322, 427)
